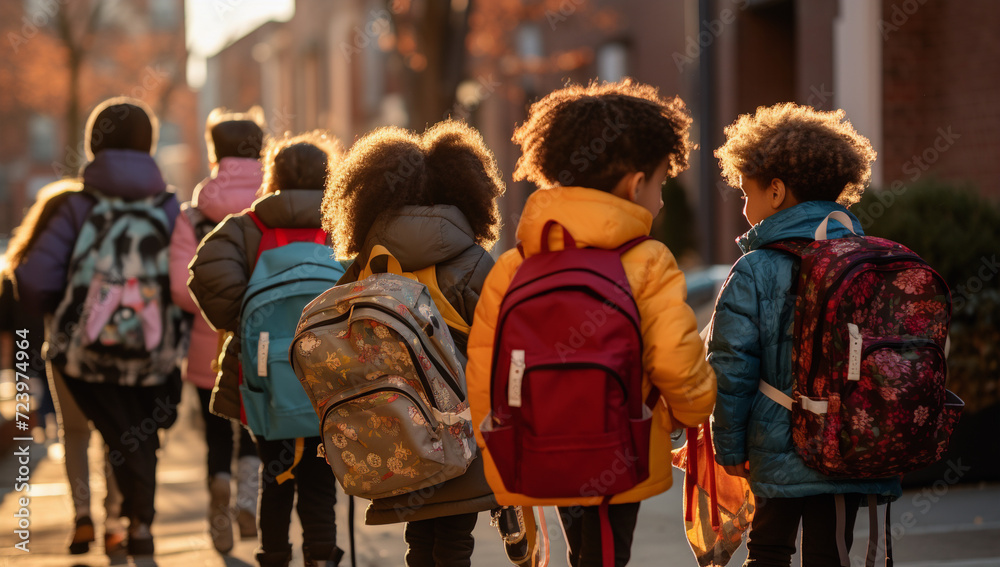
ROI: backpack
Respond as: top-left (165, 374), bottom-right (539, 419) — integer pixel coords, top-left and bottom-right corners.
top-left (181, 202), bottom-right (217, 242)
top-left (289, 245), bottom-right (476, 499)
top-left (480, 221), bottom-right (655, 499)
top-left (237, 211), bottom-right (347, 440)
top-left (47, 191), bottom-right (183, 386)
top-left (761, 211), bottom-right (964, 478)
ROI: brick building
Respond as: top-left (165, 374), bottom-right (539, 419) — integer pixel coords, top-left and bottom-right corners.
top-left (0, 0), bottom-right (200, 236)
top-left (202, 0), bottom-right (999, 263)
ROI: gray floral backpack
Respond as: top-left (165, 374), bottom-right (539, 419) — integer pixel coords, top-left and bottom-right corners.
top-left (290, 246), bottom-right (476, 499)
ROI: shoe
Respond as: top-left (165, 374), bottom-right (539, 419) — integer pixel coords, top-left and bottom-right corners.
top-left (492, 506), bottom-right (539, 567)
top-left (237, 507), bottom-right (258, 540)
top-left (69, 515), bottom-right (95, 554)
top-left (303, 547), bottom-right (345, 567)
top-left (255, 549), bottom-right (292, 567)
top-left (104, 530), bottom-right (127, 556)
top-left (126, 523), bottom-right (154, 556)
top-left (236, 456), bottom-right (260, 539)
top-left (209, 474), bottom-right (234, 553)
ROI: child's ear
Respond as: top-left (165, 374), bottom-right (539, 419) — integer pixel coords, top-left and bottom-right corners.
top-left (614, 171), bottom-right (646, 202)
top-left (769, 178), bottom-right (788, 209)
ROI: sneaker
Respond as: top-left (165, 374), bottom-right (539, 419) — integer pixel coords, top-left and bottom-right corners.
top-left (491, 506), bottom-right (539, 567)
top-left (126, 523), bottom-right (154, 556)
top-left (104, 530), bottom-right (127, 556)
top-left (69, 515), bottom-right (95, 555)
top-left (209, 474), bottom-right (234, 553)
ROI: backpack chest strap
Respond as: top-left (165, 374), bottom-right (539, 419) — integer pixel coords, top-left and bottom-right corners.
top-left (758, 381), bottom-right (828, 414)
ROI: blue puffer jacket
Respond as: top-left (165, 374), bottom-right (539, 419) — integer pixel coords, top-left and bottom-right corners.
top-left (708, 200), bottom-right (902, 500)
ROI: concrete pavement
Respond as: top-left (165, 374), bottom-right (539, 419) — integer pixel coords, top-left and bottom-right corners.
top-left (0, 383), bottom-right (998, 566)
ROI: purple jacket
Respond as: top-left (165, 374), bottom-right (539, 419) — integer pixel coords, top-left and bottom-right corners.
top-left (14, 149), bottom-right (178, 318)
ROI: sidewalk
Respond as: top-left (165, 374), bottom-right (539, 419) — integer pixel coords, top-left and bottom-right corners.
top-left (0, 382), bottom-right (998, 566)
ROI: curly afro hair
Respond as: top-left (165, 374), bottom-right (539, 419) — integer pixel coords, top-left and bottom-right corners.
top-left (715, 103), bottom-right (877, 206)
top-left (322, 120), bottom-right (505, 259)
top-left (260, 130), bottom-right (342, 196)
top-left (512, 78), bottom-right (694, 192)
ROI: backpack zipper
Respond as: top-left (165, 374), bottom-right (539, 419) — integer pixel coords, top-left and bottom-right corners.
top-left (294, 301), bottom-right (462, 407)
top-left (805, 254), bottom-right (927, 382)
top-left (861, 337), bottom-right (943, 358)
top-left (322, 385), bottom-right (437, 429)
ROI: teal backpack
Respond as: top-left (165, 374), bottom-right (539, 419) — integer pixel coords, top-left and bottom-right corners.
top-left (239, 210), bottom-right (347, 440)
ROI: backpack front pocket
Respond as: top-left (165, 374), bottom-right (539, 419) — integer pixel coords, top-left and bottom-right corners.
top-left (322, 379), bottom-right (470, 499)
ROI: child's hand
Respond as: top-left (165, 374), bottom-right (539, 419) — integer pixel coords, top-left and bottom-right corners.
top-left (722, 462), bottom-right (750, 478)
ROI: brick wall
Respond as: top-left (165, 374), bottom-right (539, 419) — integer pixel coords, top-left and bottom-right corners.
top-left (881, 0), bottom-right (1000, 198)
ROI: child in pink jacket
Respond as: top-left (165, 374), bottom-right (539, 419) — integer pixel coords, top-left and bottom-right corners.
top-left (168, 107), bottom-right (265, 553)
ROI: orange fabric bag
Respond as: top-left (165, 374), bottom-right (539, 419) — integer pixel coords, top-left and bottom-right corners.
top-left (672, 421), bottom-right (755, 566)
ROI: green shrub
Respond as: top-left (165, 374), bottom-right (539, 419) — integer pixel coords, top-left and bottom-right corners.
top-left (853, 180), bottom-right (1000, 413)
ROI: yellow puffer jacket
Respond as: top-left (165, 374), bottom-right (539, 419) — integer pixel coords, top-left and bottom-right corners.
top-left (467, 187), bottom-right (717, 506)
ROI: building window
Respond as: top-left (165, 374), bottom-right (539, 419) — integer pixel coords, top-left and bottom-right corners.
top-left (596, 42), bottom-right (628, 82)
top-left (28, 114), bottom-right (57, 162)
top-left (150, 0), bottom-right (179, 29)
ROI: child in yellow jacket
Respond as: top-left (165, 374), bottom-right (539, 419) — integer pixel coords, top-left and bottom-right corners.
top-left (466, 79), bottom-right (716, 566)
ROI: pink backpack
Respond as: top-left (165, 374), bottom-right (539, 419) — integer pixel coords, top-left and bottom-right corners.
top-left (762, 212), bottom-right (964, 478)
top-left (481, 221), bottom-right (655, 498)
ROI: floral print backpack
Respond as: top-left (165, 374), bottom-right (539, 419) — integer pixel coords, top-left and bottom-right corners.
top-left (761, 211), bottom-right (964, 478)
top-left (290, 246), bottom-right (476, 499)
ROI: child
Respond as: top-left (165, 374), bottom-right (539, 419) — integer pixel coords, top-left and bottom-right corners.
top-left (465, 79), bottom-right (717, 567)
top-left (708, 103), bottom-right (901, 567)
top-left (5, 179), bottom-right (125, 555)
top-left (14, 97), bottom-right (182, 557)
top-left (321, 120), bottom-right (504, 567)
top-left (188, 132), bottom-right (344, 567)
top-left (168, 106), bottom-right (266, 552)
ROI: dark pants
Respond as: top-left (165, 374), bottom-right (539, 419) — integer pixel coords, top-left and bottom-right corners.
top-left (256, 435), bottom-right (341, 562)
top-left (63, 378), bottom-right (179, 527)
top-left (196, 386), bottom-right (256, 476)
top-left (403, 512), bottom-right (479, 567)
top-left (557, 502), bottom-right (641, 567)
top-left (745, 493), bottom-right (862, 567)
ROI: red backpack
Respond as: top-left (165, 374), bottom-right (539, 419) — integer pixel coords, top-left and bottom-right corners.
top-left (481, 221), bottom-right (655, 498)
top-left (762, 212), bottom-right (964, 478)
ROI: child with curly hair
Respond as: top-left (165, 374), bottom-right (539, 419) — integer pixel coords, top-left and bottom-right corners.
top-left (322, 120), bottom-right (504, 567)
top-left (708, 103), bottom-right (901, 567)
top-left (465, 79), bottom-right (717, 566)
top-left (189, 132), bottom-right (345, 567)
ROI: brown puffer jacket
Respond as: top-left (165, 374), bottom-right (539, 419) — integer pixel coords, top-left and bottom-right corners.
top-left (339, 205), bottom-right (498, 525)
top-left (187, 189), bottom-right (326, 422)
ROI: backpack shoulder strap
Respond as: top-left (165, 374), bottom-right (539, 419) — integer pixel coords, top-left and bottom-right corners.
top-left (761, 238), bottom-right (811, 257)
top-left (614, 235), bottom-right (653, 255)
top-left (412, 264), bottom-right (471, 336)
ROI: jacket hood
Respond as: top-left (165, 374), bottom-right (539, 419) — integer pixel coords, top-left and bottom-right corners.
top-left (250, 189), bottom-right (324, 229)
top-left (359, 205), bottom-right (477, 272)
top-left (516, 187), bottom-right (652, 256)
top-left (82, 149), bottom-right (166, 200)
top-left (737, 200), bottom-right (864, 254)
top-left (192, 157), bottom-right (263, 222)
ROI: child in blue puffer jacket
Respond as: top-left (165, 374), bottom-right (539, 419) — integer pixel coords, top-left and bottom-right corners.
top-left (707, 103), bottom-right (902, 567)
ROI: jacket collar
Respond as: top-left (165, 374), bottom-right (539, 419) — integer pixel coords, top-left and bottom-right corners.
top-left (81, 149), bottom-right (166, 200)
top-left (192, 157), bottom-right (262, 222)
top-left (515, 187), bottom-right (652, 256)
top-left (358, 205), bottom-right (476, 272)
top-left (737, 200), bottom-right (865, 254)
